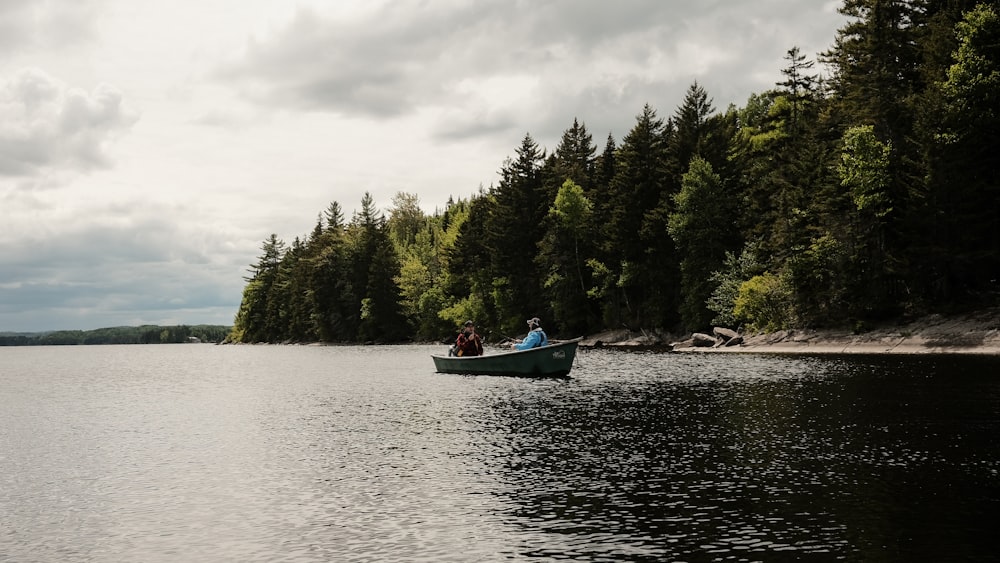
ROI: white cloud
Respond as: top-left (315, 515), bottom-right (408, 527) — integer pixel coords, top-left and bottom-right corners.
top-left (0, 68), bottom-right (138, 179)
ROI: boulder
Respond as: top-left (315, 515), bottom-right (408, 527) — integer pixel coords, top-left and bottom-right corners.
top-left (713, 327), bottom-right (739, 341)
top-left (691, 332), bottom-right (717, 347)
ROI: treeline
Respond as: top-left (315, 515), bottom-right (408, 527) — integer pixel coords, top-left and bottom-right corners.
top-left (231, 1), bottom-right (1000, 344)
top-left (0, 325), bottom-right (231, 346)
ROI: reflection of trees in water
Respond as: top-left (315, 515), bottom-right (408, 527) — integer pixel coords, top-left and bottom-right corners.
top-left (470, 352), bottom-right (1000, 560)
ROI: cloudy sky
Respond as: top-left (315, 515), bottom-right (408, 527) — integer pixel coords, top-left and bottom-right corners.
top-left (1, 0), bottom-right (846, 333)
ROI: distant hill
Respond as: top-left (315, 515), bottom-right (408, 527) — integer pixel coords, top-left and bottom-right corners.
top-left (0, 325), bottom-right (231, 346)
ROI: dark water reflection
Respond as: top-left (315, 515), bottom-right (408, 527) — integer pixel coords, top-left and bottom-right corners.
top-left (2, 346), bottom-right (998, 562)
top-left (478, 351), bottom-right (1000, 562)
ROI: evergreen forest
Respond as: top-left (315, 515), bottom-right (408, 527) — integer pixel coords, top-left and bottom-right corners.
top-left (230, 1), bottom-right (1000, 344)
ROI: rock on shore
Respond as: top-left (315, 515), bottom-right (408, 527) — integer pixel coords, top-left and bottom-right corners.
top-left (581, 308), bottom-right (1000, 355)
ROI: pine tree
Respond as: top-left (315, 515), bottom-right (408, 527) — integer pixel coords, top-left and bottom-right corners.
top-left (482, 134), bottom-right (549, 334)
top-left (548, 118), bottom-right (596, 190)
top-left (777, 47), bottom-right (820, 140)
top-left (586, 134), bottom-right (619, 325)
top-left (309, 214), bottom-right (355, 342)
top-left (442, 195), bottom-right (496, 335)
top-left (669, 82), bottom-right (721, 177)
top-left (232, 234), bottom-right (286, 342)
top-left (349, 192), bottom-right (406, 342)
top-left (325, 201), bottom-right (345, 233)
top-left (606, 104), bottom-right (676, 328)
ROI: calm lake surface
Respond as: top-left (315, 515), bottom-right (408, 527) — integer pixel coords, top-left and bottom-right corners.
top-left (1, 345), bottom-right (998, 562)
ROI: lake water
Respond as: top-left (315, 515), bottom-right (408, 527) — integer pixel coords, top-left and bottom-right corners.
top-left (2, 345), bottom-right (998, 562)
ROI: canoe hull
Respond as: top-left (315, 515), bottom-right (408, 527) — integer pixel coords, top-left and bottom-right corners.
top-left (432, 338), bottom-right (581, 377)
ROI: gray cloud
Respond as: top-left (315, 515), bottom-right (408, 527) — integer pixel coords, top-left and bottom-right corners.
top-left (0, 68), bottom-right (138, 179)
top-left (0, 206), bottom-right (249, 331)
top-left (433, 106), bottom-right (520, 142)
top-left (0, 278), bottom-right (239, 332)
top-left (221, 1), bottom-right (844, 147)
top-left (219, 1), bottom-right (677, 118)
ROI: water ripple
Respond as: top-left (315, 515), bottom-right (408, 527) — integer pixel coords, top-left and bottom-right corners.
top-left (2, 345), bottom-right (999, 561)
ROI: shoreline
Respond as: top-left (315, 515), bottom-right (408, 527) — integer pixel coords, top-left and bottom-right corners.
top-left (581, 308), bottom-right (1000, 356)
top-left (672, 329), bottom-right (1000, 355)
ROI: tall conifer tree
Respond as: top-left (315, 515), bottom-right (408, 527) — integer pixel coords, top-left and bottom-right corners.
top-left (606, 104), bottom-right (677, 328)
top-left (483, 134), bottom-right (549, 334)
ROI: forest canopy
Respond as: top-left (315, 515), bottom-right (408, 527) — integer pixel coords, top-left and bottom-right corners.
top-left (230, 0), bottom-right (1000, 344)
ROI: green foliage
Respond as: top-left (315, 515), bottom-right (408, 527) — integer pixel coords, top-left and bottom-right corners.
top-left (585, 259), bottom-right (612, 298)
top-left (669, 157), bottom-right (737, 330)
top-left (486, 276), bottom-right (520, 336)
top-left (733, 273), bottom-right (793, 332)
top-left (707, 242), bottom-right (765, 328)
top-left (837, 125), bottom-right (903, 317)
top-left (550, 179), bottom-right (593, 234)
top-left (785, 233), bottom-right (851, 325)
top-left (920, 2), bottom-right (1000, 299)
top-left (538, 179), bottom-right (596, 334)
top-left (396, 254), bottom-right (431, 320)
top-left (840, 125), bottom-right (893, 217)
top-left (387, 192), bottom-right (426, 252)
top-left (437, 293), bottom-right (488, 338)
top-left (943, 4), bottom-right (1000, 110)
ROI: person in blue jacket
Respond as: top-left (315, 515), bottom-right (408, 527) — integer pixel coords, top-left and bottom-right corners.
top-left (513, 317), bottom-right (548, 350)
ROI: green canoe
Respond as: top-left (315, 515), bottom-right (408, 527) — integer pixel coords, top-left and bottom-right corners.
top-left (431, 337), bottom-right (582, 377)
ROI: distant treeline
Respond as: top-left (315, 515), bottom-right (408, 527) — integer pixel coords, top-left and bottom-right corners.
top-left (231, 1), bottom-right (1000, 344)
top-left (0, 325), bottom-right (232, 346)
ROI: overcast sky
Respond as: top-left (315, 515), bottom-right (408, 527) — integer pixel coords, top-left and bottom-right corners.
top-left (1, 0), bottom-right (847, 333)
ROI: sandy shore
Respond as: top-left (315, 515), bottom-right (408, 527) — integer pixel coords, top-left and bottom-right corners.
top-left (582, 308), bottom-right (1000, 355)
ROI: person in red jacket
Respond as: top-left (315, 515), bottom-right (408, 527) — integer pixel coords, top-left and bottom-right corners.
top-left (453, 320), bottom-right (484, 356)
